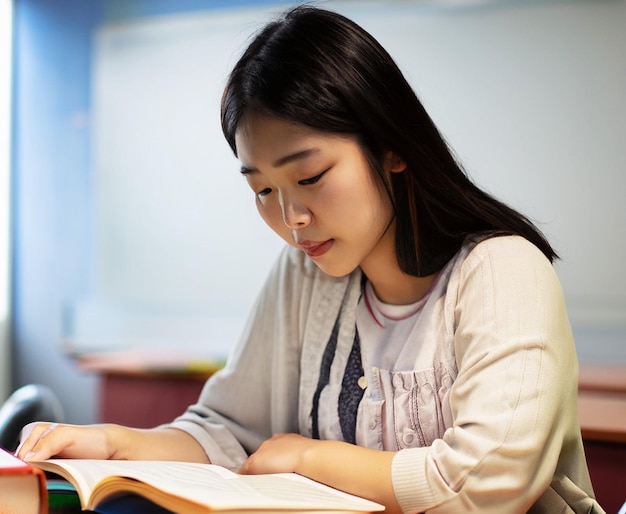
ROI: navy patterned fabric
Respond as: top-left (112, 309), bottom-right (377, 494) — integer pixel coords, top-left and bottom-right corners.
top-left (338, 328), bottom-right (365, 444)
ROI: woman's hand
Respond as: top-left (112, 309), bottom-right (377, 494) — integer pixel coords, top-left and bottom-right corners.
top-left (240, 433), bottom-right (402, 514)
top-left (16, 422), bottom-right (209, 463)
top-left (239, 433), bottom-right (315, 475)
top-left (15, 422), bottom-right (118, 461)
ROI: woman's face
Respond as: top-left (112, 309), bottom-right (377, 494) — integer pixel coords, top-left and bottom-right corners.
top-left (235, 111), bottom-right (398, 278)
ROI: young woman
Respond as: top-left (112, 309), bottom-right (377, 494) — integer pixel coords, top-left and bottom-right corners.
top-left (17, 6), bottom-right (603, 513)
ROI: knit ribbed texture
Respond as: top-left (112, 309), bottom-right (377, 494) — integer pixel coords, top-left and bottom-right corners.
top-left (392, 447), bottom-right (440, 513)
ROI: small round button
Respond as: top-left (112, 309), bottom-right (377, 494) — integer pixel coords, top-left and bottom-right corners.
top-left (357, 376), bottom-right (368, 389)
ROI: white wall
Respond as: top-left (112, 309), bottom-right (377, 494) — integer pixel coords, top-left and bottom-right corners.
top-left (0, 0), bottom-right (13, 400)
top-left (72, 0), bottom-right (626, 361)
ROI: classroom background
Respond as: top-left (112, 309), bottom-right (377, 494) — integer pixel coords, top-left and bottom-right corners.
top-left (1, 0), bottom-right (625, 426)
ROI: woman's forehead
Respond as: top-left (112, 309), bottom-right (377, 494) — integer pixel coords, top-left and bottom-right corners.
top-left (235, 111), bottom-right (354, 167)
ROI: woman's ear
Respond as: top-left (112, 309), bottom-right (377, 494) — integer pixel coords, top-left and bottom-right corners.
top-left (384, 151), bottom-right (407, 173)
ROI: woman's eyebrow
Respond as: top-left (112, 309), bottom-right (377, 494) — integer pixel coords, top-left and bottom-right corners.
top-left (240, 148), bottom-right (320, 175)
top-left (273, 148), bottom-right (320, 168)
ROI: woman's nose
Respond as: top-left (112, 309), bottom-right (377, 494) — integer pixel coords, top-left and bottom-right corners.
top-left (280, 193), bottom-right (311, 229)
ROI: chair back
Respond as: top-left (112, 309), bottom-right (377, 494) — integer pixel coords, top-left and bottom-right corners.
top-left (0, 384), bottom-right (64, 452)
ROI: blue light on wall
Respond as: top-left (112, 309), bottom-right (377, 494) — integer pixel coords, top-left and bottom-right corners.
top-left (12, 0), bottom-right (286, 423)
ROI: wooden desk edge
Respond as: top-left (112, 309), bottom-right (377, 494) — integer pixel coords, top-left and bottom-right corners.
top-left (578, 363), bottom-right (626, 394)
top-left (578, 392), bottom-right (626, 444)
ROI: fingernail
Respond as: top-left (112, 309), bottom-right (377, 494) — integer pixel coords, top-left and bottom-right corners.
top-left (25, 451), bottom-right (35, 460)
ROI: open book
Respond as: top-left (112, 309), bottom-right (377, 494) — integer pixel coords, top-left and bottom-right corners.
top-left (33, 459), bottom-right (385, 513)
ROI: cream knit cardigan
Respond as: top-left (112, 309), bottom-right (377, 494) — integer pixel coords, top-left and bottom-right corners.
top-left (170, 236), bottom-right (603, 513)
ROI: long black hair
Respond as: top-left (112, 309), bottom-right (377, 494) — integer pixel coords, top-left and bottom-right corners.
top-left (221, 5), bottom-right (557, 276)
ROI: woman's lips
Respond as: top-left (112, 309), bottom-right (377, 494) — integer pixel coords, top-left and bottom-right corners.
top-left (298, 239), bottom-right (334, 258)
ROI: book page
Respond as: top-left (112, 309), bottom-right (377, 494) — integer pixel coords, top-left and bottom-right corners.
top-left (238, 473), bottom-right (385, 510)
top-left (0, 448), bottom-right (31, 468)
top-left (35, 460), bottom-right (384, 512)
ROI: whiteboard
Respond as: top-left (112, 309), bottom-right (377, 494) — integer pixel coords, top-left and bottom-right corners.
top-left (79, 0), bottom-right (626, 356)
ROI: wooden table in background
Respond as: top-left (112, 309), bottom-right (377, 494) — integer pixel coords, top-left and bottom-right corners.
top-left (78, 349), bottom-right (223, 428)
top-left (577, 363), bottom-right (626, 514)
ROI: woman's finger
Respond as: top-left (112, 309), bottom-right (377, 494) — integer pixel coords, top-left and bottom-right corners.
top-left (16, 422), bottom-right (81, 461)
top-left (15, 421), bottom-right (55, 458)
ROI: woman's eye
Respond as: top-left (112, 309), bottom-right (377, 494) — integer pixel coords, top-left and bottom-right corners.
top-left (257, 188), bottom-right (272, 198)
top-left (298, 170), bottom-right (327, 186)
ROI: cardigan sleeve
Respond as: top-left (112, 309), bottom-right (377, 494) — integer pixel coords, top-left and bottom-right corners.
top-left (391, 236), bottom-right (584, 513)
top-left (166, 245), bottom-right (309, 470)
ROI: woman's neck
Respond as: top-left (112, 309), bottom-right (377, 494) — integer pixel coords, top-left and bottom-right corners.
top-left (359, 230), bottom-right (436, 305)
top-left (366, 265), bottom-right (436, 305)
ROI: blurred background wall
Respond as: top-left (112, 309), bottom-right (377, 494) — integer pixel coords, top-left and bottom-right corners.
top-left (9, 0), bottom-right (626, 424)
top-left (0, 0), bottom-right (12, 402)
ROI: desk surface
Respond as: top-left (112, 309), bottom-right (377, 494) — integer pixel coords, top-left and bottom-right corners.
top-left (578, 391), bottom-right (626, 443)
top-left (577, 363), bottom-right (626, 444)
top-left (579, 363), bottom-right (626, 394)
top-left (77, 348), bottom-right (224, 379)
